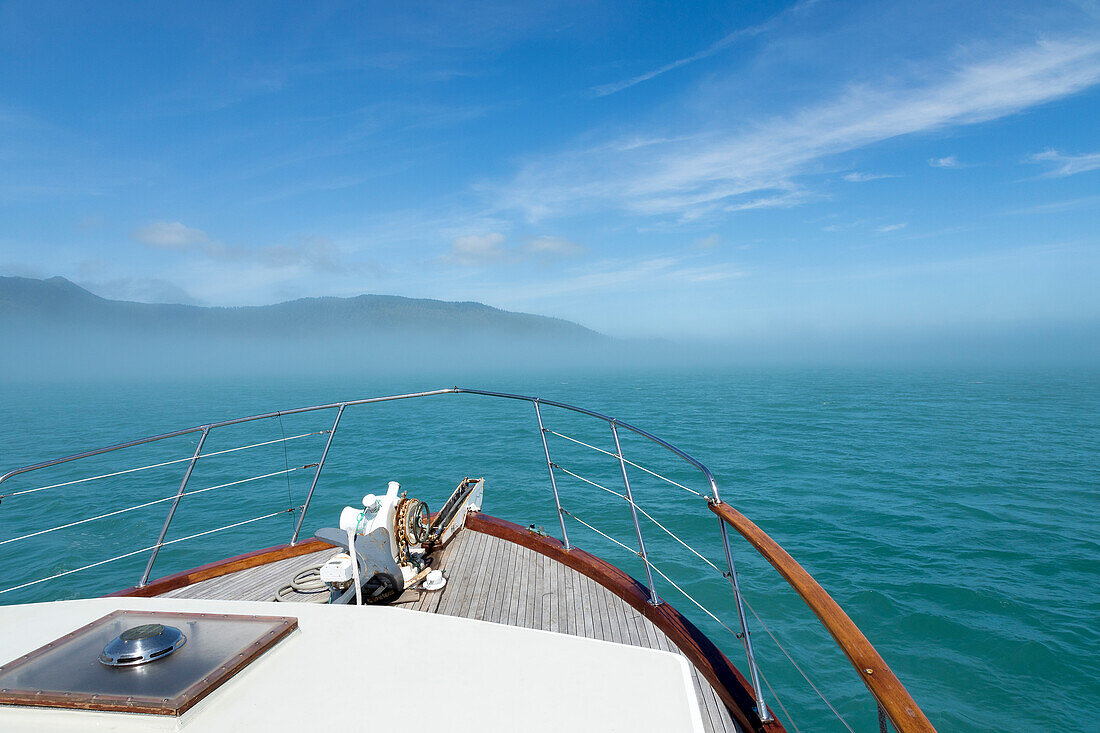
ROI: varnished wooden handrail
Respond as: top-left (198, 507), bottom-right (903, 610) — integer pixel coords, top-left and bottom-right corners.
top-left (709, 501), bottom-right (936, 732)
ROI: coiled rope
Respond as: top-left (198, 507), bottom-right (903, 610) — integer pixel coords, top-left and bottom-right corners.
top-left (270, 565), bottom-right (330, 603)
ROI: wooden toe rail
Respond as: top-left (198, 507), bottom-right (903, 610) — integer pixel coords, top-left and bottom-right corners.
top-left (107, 538), bottom-right (327, 598)
top-left (709, 501), bottom-right (936, 733)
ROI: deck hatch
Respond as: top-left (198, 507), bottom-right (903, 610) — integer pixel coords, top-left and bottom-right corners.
top-left (0, 609), bottom-right (297, 716)
top-left (99, 622), bottom-right (187, 666)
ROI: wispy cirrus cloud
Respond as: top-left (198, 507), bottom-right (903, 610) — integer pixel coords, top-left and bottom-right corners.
top-left (591, 0), bottom-right (820, 97)
top-left (843, 171), bottom-right (899, 182)
top-left (498, 37), bottom-right (1100, 222)
top-left (1028, 148), bottom-right (1100, 176)
top-left (877, 222), bottom-right (909, 233)
top-left (823, 220), bottom-right (863, 232)
top-left (1007, 193), bottom-right (1100, 214)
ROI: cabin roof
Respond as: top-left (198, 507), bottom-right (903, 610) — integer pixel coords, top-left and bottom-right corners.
top-left (0, 596), bottom-right (704, 732)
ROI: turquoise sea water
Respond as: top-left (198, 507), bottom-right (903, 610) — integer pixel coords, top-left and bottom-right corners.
top-left (0, 368), bottom-right (1097, 732)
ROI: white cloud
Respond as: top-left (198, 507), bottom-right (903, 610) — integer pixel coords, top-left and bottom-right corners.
top-left (1028, 148), bottom-right (1100, 177)
top-left (877, 222), bottom-right (909, 233)
top-left (132, 221), bottom-right (210, 249)
top-left (843, 171), bottom-right (898, 182)
top-left (693, 234), bottom-right (721, 249)
top-left (441, 233), bottom-right (584, 266)
top-left (442, 233), bottom-right (509, 265)
top-left (928, 155), bottom-right (962, 168)
top-left (524, 235), bottom-right (584, 257)
top-left (498, 38), bottom-right (1100, 221)
top-left (132, 221), bottom-right (346, 273)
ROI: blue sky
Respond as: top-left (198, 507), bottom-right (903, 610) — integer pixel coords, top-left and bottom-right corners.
top-left (1, 0), bottom-right (1098, 341)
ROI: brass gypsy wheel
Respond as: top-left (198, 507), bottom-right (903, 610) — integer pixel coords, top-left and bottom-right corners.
top-left (394, 497), bottom-right (429, 564)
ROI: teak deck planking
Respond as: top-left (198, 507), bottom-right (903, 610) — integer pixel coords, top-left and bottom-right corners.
top-left (158, 525), bottom-right (742, 733)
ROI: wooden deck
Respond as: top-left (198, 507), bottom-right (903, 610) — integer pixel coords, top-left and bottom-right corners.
top-left (162, 528), bottom-right (742, 733)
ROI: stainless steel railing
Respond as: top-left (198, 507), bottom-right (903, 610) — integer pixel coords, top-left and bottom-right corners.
top-left (1, 386), bottom-right (894, 729)
top-left (458, 387), bottom-right (772, 722)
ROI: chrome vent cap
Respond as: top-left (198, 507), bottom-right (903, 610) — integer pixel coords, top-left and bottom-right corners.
top-left (99, 623), bottom-right (186, 667)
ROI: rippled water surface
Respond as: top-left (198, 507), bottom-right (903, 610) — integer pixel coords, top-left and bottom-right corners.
top-left (1, 368), bottom-right (1097, 731)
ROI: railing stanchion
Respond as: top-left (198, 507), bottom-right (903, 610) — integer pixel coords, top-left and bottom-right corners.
top-left (534, 400), bottom-right (571, 550)
top-left (2, 385), bottom-right (938, 732)
top-left (291, 404), bottom-right (345, 545)
top-left (610, 420), bottom-right (661, 606)
top-left (139, 427), bottom-right (209, 587)
top-left (717, 512), bottom-right (772, 723)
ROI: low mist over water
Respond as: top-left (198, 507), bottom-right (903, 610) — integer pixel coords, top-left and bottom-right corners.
top-left (3, 275), bottom-right (1097, 382)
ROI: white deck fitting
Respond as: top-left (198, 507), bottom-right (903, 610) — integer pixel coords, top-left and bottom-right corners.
top-left (0, 596), bottom-right (705, 733)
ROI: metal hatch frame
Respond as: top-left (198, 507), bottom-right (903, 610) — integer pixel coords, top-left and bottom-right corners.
top-left (0, 610), bottom-right (297, 716)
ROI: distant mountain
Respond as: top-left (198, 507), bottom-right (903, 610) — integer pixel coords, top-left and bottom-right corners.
top-left (0, 276), bottom-right (606, 343)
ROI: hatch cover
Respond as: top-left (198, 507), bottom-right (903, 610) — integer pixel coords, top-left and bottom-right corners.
top-left (0, 609), bottom-right (297, 716)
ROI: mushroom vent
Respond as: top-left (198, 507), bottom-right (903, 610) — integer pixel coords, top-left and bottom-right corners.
top-left (99, 623), bottom-right (186, 667)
